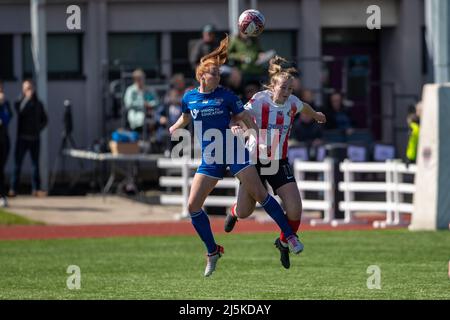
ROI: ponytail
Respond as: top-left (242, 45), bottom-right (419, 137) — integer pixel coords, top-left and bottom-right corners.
top-left (195, 35), bottom-right (229, 82)
top-left (265, 55), bottom-right (297, 91)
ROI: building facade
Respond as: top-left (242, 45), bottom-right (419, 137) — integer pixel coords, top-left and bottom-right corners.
top-left (0, 0), bottom-right (427, 183)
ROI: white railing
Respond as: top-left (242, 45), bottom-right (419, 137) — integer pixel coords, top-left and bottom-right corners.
top-left (335, 159), bottom-right (416, 228)
top-left (294, 159), bottom-right (334, 226)
top-left (158, 157), bottom-right (240, 218)
top-left (157, 157), bottom-right (334, 220)
top-left (157, 157), bottom-right (415, 228)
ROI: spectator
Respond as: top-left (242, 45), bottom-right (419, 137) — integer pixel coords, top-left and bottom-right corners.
top-left (220, 65), bottom-right (244, 98)
top-left (9, 79), bottom-right (48, 198)
top-left (228, 32), bottom-right (265, 87)
top-left (324, 92), bottom-right (354, 134)
top-left (301, 89), bottom-right (319, 111)
top-left (152, 73), bottom-right (187, 154)
top-left (123, 69), bottom-right (159, 134)
top-left (291, 77), bottom-right (303, 99)
top-left (164, 73), bottom-right (186, 105)
top-left (290, 112), bottom-right (323, 147)
top-left (243, 82), bottom-right (260, 104)
top-left (290, 89), bottom-right (323, 147)
top-left (406, 103), bottom-right (421, 164)
top-left (164, 89), bottom-right (183, 126)
top-left (189, 24), bottom-right (219, 71)
top-left (0, 81), bottom-right (12, 206)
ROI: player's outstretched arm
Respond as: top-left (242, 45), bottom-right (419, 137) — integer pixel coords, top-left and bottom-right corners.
top-left (233, 110), bottom-right (260, 141)
top-left (169, 113), bottom-right (191, 135)
top-left (229, 115), bottom-right (248, 136)
top-left (233, 110), bottom-right (259, 132)
top-left (302, 103), bottom-right (326, 124)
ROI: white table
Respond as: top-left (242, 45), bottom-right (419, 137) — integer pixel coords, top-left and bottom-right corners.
top-left (62, 149), bottom-right (163, 195)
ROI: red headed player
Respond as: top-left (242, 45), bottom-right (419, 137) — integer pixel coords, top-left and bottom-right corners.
top-left (225, 55), bottom-right (326, 269)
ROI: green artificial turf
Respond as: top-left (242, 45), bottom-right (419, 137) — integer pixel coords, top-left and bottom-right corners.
top-left (0, 230), bottom-right (449, 299)
top-left (0, 208), bottom-right (42, 226)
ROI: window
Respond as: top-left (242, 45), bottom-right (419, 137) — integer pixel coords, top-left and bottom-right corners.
top-left (322, 28), bottom-right (379, 45)
top-left (422, 26), bottom-right (429, 76)
top-left (23, 34), bottom-right (83, 79)
top-left (0, 35), bottom-right (14, 80)
top-left (171, 31), bottom-right (201, 78)
top-left (259, 30), bottom-right (297, 62)
top-left (108, 33), bottom-right (160, 79)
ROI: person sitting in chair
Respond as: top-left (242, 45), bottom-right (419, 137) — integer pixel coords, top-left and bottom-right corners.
top-left (123, 69), bottom-right (159, 134)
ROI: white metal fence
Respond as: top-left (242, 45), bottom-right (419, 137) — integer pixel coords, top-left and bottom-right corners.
top-left (157, 157), bottom-right (416, 227)
top-left (337, 160), bottom-right (416, 228)
top-left (294, 159), bottom-right (334, 226)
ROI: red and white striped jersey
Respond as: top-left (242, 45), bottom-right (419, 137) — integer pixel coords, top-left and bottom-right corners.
top-left (244, 90), bottom-right (304, 160)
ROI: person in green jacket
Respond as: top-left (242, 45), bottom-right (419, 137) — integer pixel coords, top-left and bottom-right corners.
top-left (406, 113), bottom-right (420, 163)
top-left (228, 33), bottom-right (265, 86)
top-left (123, 69), bottom-right (159, 133)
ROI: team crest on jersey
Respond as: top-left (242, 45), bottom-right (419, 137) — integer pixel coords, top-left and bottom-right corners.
top-left (191, 109), bottom-right (199, 119)
top-left (277, 111), bottom-right (284, 117)
top-left (214, 98), bottom-right (224, 105)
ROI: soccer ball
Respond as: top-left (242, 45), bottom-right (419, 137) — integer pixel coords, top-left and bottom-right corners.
top-left (238, 9), bottom-right (265, 37)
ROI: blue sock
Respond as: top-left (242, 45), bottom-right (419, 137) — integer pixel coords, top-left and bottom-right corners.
top-left (190, 210), bottom-right (218, 254)
top-left (260, 194), bottom-right (294, 238)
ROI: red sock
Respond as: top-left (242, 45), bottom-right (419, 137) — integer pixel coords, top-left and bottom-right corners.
top-left (280, 219), bottom-right (301, 244)
top-left (230, 203), bottom-right (238, 218)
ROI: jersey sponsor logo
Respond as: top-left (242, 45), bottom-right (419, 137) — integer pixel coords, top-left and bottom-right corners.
top-left (188, 100), bottom-right (197, 104)
top-left (200, 107), bottom-right (225, 117)
top-left (191, 109), bottom-right (199, 119)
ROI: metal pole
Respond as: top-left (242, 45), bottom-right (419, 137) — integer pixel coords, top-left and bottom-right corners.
top-left (426, 0), bottom-right (450, 83)
top-left (228, 0), bottom-right (240, 36)
top-left (31, 0), bottom-right (48, 191)
top-left (181, 160), bottom-right (190, 219)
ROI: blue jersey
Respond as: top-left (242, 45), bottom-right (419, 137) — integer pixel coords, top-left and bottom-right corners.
top-left (182, 86), bottom-right (245, 159)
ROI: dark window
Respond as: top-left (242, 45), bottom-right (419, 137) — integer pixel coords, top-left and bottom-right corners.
top-left (422, 26), bottom-right (429, 76)
top-left (108, 33), bottom-right (160, 79)
top-left (172, 31), bottom-right (201, 78)
top-left (23, 34), bottom-right (83, 79)
top-left (323, 28), bottom-right (379, 45)
top-left (259, 30), bottom-right (297, 62)
top-left (0, 35), bottom-right (14, 80)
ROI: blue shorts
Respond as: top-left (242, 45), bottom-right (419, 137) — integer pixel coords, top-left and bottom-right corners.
top-left (197, 161), bottom-right (253, 180)
top-left (197, 136), bottom-right (253, 179)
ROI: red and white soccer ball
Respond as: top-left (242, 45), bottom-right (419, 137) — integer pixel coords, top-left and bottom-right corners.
top-left (238, 9), bottom-right (265, 37)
